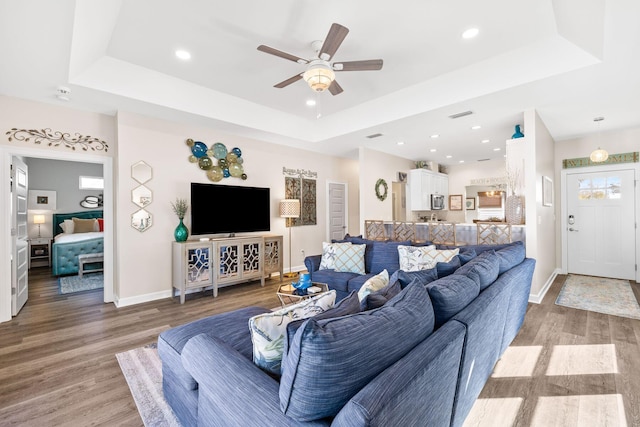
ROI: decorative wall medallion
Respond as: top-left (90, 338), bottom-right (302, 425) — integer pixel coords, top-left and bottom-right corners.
top-left (6, 128), bottom-right (109, 152)
top-left (185, 139), bottom-right (246, 181)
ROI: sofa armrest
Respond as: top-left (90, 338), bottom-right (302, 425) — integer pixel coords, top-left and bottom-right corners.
top-left (182, 334), bottom-right (328, 427)
top-left (304, 255), bottom-right (322, 273)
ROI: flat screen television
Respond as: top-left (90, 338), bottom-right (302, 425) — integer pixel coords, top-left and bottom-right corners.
top-left (190, 182), bottom-right (271, 236)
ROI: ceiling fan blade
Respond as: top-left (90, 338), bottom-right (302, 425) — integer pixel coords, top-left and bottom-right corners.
top-left (274, 74), bottom-right (303, 88)
top-left (257, 45), bottom-right (308, 64)
top-left (319, 23), bottom-right (349, 61)
top-left (328, 80), bottom-right (343, 96)
top-left (334, 59), bottom-right (383, 71)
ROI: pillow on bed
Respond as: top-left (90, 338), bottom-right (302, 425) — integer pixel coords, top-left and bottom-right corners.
top-left (97, 218), bottom-right (104, 232)
top-left (73, 218), bottom-right (97, 233)
top-left (60, 219), bottom-right (75, 234)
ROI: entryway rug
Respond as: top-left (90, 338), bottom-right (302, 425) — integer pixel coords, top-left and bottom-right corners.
top-left (555, 274), bottom-right (640, 320)
top-left (58, 273), bottom-right (104, 294)
top-left (116, 343), bottom-right (181, 427)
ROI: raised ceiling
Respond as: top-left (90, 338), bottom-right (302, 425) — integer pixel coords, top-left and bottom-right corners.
top-left (1, 0), bottom-right (639, 165)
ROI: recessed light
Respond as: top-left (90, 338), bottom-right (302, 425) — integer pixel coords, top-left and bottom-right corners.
top-left (175, 50), bottom-right (191, 60)
top-left (459, 160), bottom-right (465, 163)
top-left (462, 28), bottom-right (479, 39)
top-left (430, 134), bottom-right (440, 139)
top-left (430, 148), bottom-right (437, 152)
top-left (306, 99), bottom-right (316, 106)
top-left (493, 148), bottom-right (501, 151)
top-left (481, 139), bottom-right (490, 143)
top-left (471, 125), bottom-right (482, 130)
top-left (397, 141), bottom-right (405, 146)
top-left (446, 155), bottom-right (452, 159)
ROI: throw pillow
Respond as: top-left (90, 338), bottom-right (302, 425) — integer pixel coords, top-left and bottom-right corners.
top-left (97, 218), bottom-right (105, 232)
top-left (361, 279), bottom-right (402, 310)
top-left (334, 243), bottom-right (366, 274)
top-left (61, 219), bottom-right (75, 234)
top-left (398, 245), bottom-right (436, 271)
top-left (248, 290), bottom-right (336, 375)
top-left (455, 250), bottom-right (500, 291)
top-left (73, 217), bottom-right (97, 233)
top-left (458, 249), bottom-right (477, 265)
top-left (357, 269), bottom-right (389, 301)
top-left (426, 274), bottom-right (480, 327)
top-left (369, 240), bottom-right (411, 274)
top-left (319, 242), bottom-right (352, 270)
top-left (279, 280), bottom-right (435, 421)
top-left (495, 241), bottom-right (525, 274)
top-left (390, 268), bottom-right (439, 288)
top-left (436, 256), bottom-right (462, 278)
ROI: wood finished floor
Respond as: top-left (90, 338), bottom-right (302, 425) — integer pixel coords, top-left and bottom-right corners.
top-left (1, 269), bottom-right (639, 426)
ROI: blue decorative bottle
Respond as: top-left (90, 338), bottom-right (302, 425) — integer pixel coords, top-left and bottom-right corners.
top-left (512, 125), bottom-right (524, 139)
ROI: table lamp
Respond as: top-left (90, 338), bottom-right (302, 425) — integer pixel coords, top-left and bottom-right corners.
top-left (33, 214), bottom-right (45, 238)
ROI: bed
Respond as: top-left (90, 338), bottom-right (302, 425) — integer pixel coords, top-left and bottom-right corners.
top-left (52, 210), bottom-right (104, 276)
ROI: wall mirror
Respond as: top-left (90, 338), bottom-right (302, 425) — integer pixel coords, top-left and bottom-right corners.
top-left (131, 209), bottom-right (153, 232)
top-left (132, 161), bottom-right (152, 184)
top-left (132, 185), bottom-right (152, 208)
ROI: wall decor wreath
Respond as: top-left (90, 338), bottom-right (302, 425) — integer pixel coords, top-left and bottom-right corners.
top-left (375, 178), bottom-right (388, 201)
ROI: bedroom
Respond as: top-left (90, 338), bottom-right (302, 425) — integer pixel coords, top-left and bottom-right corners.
top-left (24, 157), bottom-right (104, 298)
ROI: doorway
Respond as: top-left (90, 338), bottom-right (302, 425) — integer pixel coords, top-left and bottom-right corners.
top-left (562, 165), bottom-right (637, 280)
top-left (327, 182), bottom-right (347, 241)
top-left (0, 146), bottom-right (114, 323)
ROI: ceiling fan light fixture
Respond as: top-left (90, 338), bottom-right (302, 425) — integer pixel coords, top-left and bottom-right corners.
top-left (303, 60), bottom-right (335, 92)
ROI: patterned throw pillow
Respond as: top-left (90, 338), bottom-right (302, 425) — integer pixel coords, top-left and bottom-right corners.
top-left (319, 242), bottom-right (352, 270)
top-left (249, 291), bottom-right (336, 375)
top-left (334, 243), bottom-right (366, 274)
top-left (357, 269), bottom-right (389, 301)
top-left (397, 245), bottom-right (438, 271)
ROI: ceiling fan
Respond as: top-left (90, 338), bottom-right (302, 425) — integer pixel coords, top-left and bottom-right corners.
top-left (257, 23), bottom-right (383, 96)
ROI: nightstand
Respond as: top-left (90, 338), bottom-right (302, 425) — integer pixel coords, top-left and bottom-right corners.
top-left (29, 237), bottom-right (51, 269)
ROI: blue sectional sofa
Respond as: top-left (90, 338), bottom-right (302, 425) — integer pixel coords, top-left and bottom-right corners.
top-left (158, 240), bottom-right (535, 426)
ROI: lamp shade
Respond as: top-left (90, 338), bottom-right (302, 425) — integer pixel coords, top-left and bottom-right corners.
top-left (280, 199), bottom-right (300, 218)
top-left (33, 214), bottom-right (46, 224)
top-left (590, 148), bottom-right (609, 163)
top-left (303, 60), bottom-right (335, 92)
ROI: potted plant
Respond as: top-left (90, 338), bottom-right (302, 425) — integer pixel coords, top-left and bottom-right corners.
top-left (171, 198), bottom-right (189, 242)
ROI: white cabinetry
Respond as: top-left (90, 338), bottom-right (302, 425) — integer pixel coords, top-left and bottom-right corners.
top-left (172, 235), bottom-right (282, 303)
top-left (409, 169), bottom-right (449, 211)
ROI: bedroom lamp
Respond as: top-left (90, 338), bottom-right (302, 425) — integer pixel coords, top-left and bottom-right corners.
top-left (280, 199), bottom-right (300, 278)
top-left (33, 214), bottom-right (45, 238)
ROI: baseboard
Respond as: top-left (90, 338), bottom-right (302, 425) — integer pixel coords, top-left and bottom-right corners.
top-left (528, 268), bottom-right (561, 304)
top-left (114, 290), bottom-right (173, 308)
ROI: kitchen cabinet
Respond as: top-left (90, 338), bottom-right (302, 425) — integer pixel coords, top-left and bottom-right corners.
top-left (409, 169), bottom-right (449, 211)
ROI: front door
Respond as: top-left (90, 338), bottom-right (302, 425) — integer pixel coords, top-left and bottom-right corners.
top-left (11, 157), bottom-right (28, 315)
top-left (566, 168), bottom-right (636, 279)
top-left (328, 182), bottom-right (346, 241)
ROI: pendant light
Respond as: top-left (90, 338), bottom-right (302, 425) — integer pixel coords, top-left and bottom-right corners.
top-left (590, 117), bottom-right (608, 163)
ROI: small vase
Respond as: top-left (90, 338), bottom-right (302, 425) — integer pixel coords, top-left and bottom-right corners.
top-left (512, 125), bottom-right (524, 139)
top-left (505, 194), bottom-right (524, 225)
top-left (174, 218), bottom-right (189, 242)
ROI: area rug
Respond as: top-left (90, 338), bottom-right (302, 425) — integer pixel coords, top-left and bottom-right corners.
top-left (116, 343), bottom-right (181, 427)
top-left (555, 274), bottom-right (640, 320)
top-left (58, 273), bottom-right (104, 294)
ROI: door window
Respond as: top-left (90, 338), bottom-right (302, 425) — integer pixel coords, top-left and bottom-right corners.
top-left (577, 176), bottom-right (621, 200)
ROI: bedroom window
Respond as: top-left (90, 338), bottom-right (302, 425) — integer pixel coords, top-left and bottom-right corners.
top-left (79, 176), bottom-right (104, 190)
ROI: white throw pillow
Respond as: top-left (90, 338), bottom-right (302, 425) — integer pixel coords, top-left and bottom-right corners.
top-left (398, 245), bottom-right (458, 271)
top-left (319, 242), bottom-right (352, 270)
top-left (60, 219), bottom-right (75, 234)
top-left (249, 290), bottom-right (336, 375)
top-left (357, 269), bottom-right (389, 301)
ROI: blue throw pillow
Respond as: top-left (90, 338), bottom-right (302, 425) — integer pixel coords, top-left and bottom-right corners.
top-left (426, 274), bottom-right (480, 327)
top-left (496, 241), bottom-right (525, 274)
top-left (369, 240), bottom-right (411, 274)
top-left (455, 250), bottom-right (500, 291)
top-left (392, 268), bottom-right (439, 288)
top-left (279, 280), bottom-right (435, 421)
top-left (458, 249), bottom-right (477, 265)
top-left (361, 279), bottom-right (402, 310)
top-left (436, 256), bottom-right (462, 278)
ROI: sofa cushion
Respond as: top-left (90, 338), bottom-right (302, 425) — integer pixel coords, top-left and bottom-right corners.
top-left (389, 268), bottom-right (439, 288)
top-left (436, 256), bottom-right (462, 278)
top-left (426, 274), bottom-right (480, 327)
top-left (369, 240), bottom-right (411, 274)
top-left (455, 250), bottom-right (500, 291)
top-left (357, 269), bottom-right (389, 301)
top-left (345, 273), bottom-right (378, 294)
top-left (334, 243), bottom-right (366, 274)
top-left (248, 291), bottom-right (336, 375)
top-left (309, 269), bottom-right (360, 293)
top-left (397, 245), bottom-right (436, 271)
top-left (458, 249), bottom-right (477, 265)
top-left (496, 241), bottom-right (526, 274)
top-left (279, 280), bottom-right (435, 421)
top-left (361, 279), bottom-right (402, 310)
top-left (319, 241), bottom-right (352, 270)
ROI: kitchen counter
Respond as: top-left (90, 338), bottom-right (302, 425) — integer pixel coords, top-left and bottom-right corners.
top-left (382, 221), bottom-right (525, 245)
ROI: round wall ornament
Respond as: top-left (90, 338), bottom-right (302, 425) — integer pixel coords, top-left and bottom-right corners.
top-left (375, 178), bottom-right (388, 201)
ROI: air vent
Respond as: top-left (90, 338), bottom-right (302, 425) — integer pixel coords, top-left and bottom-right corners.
top-left (477, 159), bottom-right (491, 162)
top-left (448, 110), bottom-right (473, 119)
top-left (365, 133), bottom-right (384, 139)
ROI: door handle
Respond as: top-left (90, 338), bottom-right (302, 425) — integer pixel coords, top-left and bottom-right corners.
top-left (569, 227), bottom-right (579, 232)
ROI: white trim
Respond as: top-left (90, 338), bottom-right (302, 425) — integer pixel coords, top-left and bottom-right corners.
top-left (560, 162), bottom-right (640, 283)
top-left (0, 145), bottom-right (114, 324)
top-left (114, 290), bottom-right (173, 308)
top-left (528, 268), bottom-right (560, 304)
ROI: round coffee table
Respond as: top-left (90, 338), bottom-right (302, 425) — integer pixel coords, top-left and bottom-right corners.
top-left (276, 282), bottom-right (329, 307)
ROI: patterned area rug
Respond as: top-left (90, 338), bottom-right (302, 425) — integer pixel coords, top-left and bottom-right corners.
top-left (555, 274), bottom-right (640, 320)
top-left (58, 273), bottom-right (104, 294)
top-left (116, 344), bottom-right (181, 427)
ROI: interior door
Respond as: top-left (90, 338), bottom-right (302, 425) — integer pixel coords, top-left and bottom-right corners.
top-left (566, 169), bottom-right (636, 279)
top-left (328, 182), bottom-right (346, 241)
top-left (11, 157), bottom-right (28, 315)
